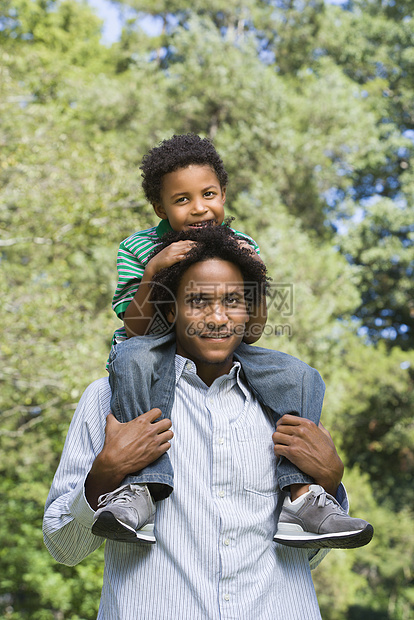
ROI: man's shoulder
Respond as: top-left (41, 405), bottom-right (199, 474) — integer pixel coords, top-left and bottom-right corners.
top-left (80, 377), bottom-right (111, 404)
top-left (236, 343), bottom-right (321, 375)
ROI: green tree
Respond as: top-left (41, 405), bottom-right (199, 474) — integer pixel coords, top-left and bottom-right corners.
top-left (1, 0), bottom-right (413, 618)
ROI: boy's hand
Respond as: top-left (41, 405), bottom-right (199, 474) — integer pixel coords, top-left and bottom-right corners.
top-left (146, 240), bottom-right (196, 277)
top-left (124, 240), bottom-right (196, 337)
top-left (85, 410), bottom-right (173, 509)
top-left (236, 238), bottom-right (264, 263)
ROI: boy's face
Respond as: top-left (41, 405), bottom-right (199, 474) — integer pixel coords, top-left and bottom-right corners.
top-left (153, 165), bottom-right (226, 232)
top-left (167, 258), bottom-right (249, 386)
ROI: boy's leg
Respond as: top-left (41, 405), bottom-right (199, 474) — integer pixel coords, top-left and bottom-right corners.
top-left (92, 334), bottom-right (176, 543)
top-left (107, 333), bottom-right (176, 498)
top-left (234, 343), bottom-right (373, 549)
top-left (234, 342), bottom-right (323, 490)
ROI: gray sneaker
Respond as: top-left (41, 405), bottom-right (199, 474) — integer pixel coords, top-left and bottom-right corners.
top-left (274, 484), bottom-right (374, 549)
top-left (92, 483), bottom-right (156, 543)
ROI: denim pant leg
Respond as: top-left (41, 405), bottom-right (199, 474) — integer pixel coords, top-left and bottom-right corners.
top-left (108, 333), bottom-right (177, 500)
top-left (234, 342), bottom-right (326, 491)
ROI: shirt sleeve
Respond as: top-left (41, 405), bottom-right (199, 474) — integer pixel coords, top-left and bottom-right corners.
top-left (42, 379), bottom-right (110, 566)
top-left (308, 483), bottom-right (349, 570)
top-left (112, 241), bottom-right (146, 319)
top-left (231, 228), bottom-right (260, 254)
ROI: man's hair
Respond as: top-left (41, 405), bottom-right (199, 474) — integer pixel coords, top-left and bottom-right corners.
top-left (140, 133), bottom-right (229, 205)
top-left (149, 220), bottom-right (269, 318)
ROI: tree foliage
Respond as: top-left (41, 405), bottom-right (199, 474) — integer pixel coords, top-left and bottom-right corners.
top-left (1, 0), bottom-right (413, 618)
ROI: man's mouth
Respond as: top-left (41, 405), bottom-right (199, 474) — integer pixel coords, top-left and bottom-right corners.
top-left (199, 331), bottom-right (232, 339)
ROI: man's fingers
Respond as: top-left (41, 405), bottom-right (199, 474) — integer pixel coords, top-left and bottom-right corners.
top-left (140, 407), bottom-right (162, 422)
top-left (107, 408), bottom-right (172, 433)
top-left (318, 421), bottom-right (331, 438)
top-left (276, 413), bottom-right (301, 428)
top-left (272, 431), bottom-right (291, 446)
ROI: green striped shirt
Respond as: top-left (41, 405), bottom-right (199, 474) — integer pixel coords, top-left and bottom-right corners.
top-left (111, 220), bottom-right (260, 343)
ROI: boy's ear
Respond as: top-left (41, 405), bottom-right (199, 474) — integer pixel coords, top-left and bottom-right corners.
top-left (222, 186), bottom-right (227, 204)
top-left (153, 203), bottom-right (168, 220)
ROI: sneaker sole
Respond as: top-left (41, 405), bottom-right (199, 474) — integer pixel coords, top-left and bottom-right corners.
top-left (273, 523), bottom-right (374, 549)
top-left (92, 511), bottom-right (156, 544)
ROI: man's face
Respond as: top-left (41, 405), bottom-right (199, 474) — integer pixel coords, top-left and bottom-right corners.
top-left (167, 259), bottom-right (249, 386)
top-left (153, 165), bottom-right (226, 232)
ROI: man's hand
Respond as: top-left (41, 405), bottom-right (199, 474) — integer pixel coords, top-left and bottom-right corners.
top-left (85, 409), bottom-right (173, 509)
top-left (273, 414), bottom-right (344, 497)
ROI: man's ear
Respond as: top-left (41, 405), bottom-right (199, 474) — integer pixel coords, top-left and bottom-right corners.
top-left (166, 305), bottom-right (176, 324)
top-left (153, 203), bottom-right (168, 220)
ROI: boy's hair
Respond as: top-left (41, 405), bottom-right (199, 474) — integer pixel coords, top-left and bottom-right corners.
top-left (149, 220), bottom-right (269, 319)
top-left (140, 133), bottom-right (229, 205)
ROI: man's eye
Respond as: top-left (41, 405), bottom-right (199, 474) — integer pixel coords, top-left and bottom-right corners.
top-left (225, 295), bottom-right (242, 305)
top-left (190, 296), bottom-right (206, 307)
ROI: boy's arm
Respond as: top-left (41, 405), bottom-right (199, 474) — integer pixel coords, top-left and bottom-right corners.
top-left (243, 295), bottom-right (267, 344)
top-left (235, 238), bottom-right (267, 344)
top-left (123, 240), bottom-right (195, 337)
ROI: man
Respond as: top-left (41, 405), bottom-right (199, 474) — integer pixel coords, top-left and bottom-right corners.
top-left (44, 224), bottom-right (349, 619)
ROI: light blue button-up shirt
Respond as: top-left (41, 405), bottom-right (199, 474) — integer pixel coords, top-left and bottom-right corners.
top-left (44, 356), bottom-right (346, 619)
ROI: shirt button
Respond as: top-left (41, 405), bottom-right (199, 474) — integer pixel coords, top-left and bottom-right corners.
top-left (218, 490), bottom-right (225, 498)
top-left (224, 539), bottom-right (230, 546)
top-left (185, 361), bottom-right (192, 370)
top-left (218, 437), bottom-right (224, 445)
top-left (224, 594), bottom-right (230, 601)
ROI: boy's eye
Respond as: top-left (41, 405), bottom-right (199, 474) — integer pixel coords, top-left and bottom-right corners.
top-left (175, 196), bottom-right (188, 204)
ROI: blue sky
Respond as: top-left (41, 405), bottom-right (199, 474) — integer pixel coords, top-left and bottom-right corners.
top-left (86, 0), bottom-right (162, 44)
top-left (86, 0), bottom-right (124, 43)
top-left (86, 0), bottom-right (346, 45)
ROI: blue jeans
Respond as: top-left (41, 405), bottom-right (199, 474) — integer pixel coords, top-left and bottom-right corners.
top-left (108, 334), bottom-right (325, 501)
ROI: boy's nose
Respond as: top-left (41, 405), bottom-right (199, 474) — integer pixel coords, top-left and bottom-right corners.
top-left (192, 199), bottom-right (208, 214)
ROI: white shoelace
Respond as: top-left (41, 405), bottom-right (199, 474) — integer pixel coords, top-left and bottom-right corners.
top-left (97, 485), bottom-right (139, 508)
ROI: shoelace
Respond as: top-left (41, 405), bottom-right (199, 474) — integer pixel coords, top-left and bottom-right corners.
top-left (97, 485), bottom-right (140, 508)
top-left (310, 487), bottom-right (341, 511)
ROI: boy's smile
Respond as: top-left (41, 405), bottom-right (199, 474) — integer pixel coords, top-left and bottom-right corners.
top-left (167, 259), bottom-right (249, 386)
top-left (153, 165), bottom-right (226, 232)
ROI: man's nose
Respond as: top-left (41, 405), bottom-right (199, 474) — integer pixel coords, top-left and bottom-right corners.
top-left (206, 303), bottom-right (228, 324)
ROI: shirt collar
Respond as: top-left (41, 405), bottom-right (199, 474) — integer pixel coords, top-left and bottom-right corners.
top-left (156, 219), bottom-right (173, 238)
top-left (174, 354), bottom-right (245, 389)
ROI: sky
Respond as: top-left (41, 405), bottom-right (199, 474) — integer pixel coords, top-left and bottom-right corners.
top-left (86, 0), bottom-right (347, 45)
top-left (86, 0), bottom-right (124, 43)
top-left (86, 0), bottom-right (163, 44)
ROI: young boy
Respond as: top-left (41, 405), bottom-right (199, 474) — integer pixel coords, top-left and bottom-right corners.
top-left (92, 134), bottom-right (373, 550)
